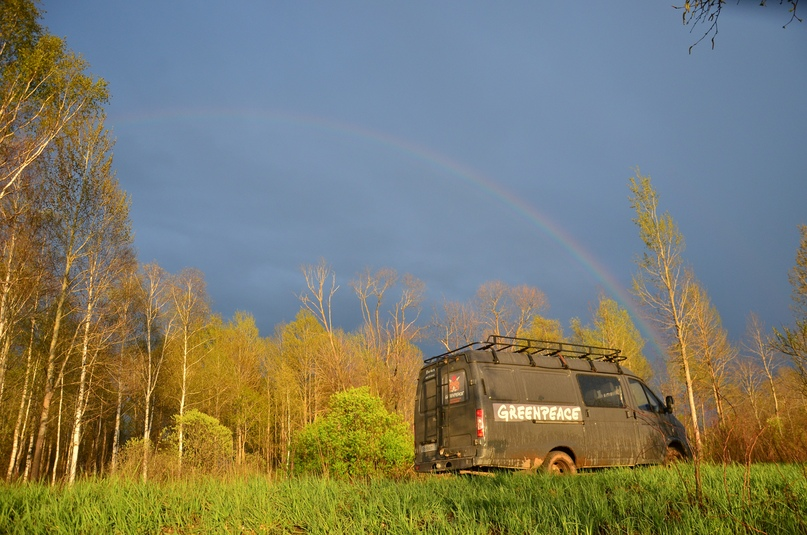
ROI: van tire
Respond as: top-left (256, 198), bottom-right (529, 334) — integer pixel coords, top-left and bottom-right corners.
top-left (543, 451), bottom-right (577, 475)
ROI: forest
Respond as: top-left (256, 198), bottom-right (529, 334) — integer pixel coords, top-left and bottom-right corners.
top-left (2, 1), bottom-right (807, 488)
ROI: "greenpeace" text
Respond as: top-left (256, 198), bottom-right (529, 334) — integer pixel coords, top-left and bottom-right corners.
top-left (493, 403), bottom-right (582, 423)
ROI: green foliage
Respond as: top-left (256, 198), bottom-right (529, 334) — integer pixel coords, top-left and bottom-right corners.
top-left (571, 296), bottom-right (652, 380)
top-left (171, 410), bottom-right (233, 474)
top-left (519, 315), bottom-right (565, 342)
top-left (293, 387), bottom-right (413, 479)
top-left (114, 437), bottom-right (149, 479)
top-left (0, 0), bottom-right (41, 65)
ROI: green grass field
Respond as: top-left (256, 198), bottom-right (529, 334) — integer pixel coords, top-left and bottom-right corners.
top-left (1, 464), bottom-right (805, 534)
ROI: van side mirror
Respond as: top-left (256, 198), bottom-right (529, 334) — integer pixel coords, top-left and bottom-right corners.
top-left (665, 395), bottom-right (675, 414)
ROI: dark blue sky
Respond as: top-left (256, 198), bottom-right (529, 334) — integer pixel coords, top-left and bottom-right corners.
top-left (42, 2), bottom-right (806, 357)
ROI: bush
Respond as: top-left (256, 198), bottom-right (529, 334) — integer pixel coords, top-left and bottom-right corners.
top-left (171, 409), bottom-right (234, 475)
top-left (114, 411), bottom-right (233, 480)
top-left (115, 437), bottom-right (176, 482)
top-left (293, 387), bottom-right (413, 479)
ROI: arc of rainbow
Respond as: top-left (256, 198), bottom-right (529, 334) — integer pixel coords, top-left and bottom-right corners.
top-left (111, 107), bottom-right (667, 359)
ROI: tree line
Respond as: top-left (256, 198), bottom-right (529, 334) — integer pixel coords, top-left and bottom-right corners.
top-left (2, 1), bottom-right (807, 484)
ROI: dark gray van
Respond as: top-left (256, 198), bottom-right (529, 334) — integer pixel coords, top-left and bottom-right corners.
top-left (414, 335), bottom-right (691, 474)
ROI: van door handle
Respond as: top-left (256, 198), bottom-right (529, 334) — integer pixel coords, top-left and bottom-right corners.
top-left (626, 410), bottom-right (633, 419)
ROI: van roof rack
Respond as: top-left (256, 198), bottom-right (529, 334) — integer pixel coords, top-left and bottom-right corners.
top-left (425, 334), bottom-right (625, 364)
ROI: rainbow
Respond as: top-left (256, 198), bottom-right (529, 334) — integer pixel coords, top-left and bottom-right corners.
top-left (111, 107), bottom-right (667, 359)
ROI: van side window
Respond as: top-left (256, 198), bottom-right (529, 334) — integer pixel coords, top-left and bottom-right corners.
top-left (523, 372), bottom-right (577, 404)
top-left (577, 375), bottom-right (625, 408)
top-left (483, 368), bottom-right (518, 401)
top-left (628, 378), bottom-right (662, 412)
top-left (445, 370), bottom-right (467, 404)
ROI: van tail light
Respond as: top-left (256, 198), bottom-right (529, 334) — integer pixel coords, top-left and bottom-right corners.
top-left (476, 409), bottom-right (484, 438)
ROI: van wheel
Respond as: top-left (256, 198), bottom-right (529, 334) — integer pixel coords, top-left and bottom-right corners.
top-left (543, 451), bottom-right (577, 475)
top-left (664, 446), bottom-right (684, 465)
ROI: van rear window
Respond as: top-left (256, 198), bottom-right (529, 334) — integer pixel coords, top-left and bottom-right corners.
top-left (445, 370), bottom-right (467, 404)
top-left (421, 377), bottom-right (437, 412)
top-left (577, 375), bottom-right (625, 408)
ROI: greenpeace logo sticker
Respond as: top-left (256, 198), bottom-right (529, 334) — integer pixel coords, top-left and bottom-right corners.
top-left (493, 403), bottom-right (582, 423)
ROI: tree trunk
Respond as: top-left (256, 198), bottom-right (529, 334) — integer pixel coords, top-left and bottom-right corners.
top-left (51, 375), bottom-right (65, 486)
top-left (67, 303), bottom-right (94, 485)
top-left (22, 425), bottom-right (36, 482)
top-left (708, 361), bottom-right (725, 427)
top-left (680, 344), bottom-right (702, 455)
top-left (0, 229), bottom-right (19, 405)
top-left (6, 317), bottom-right (38, 481)
top-left (111, 381), bottom-right (123, 474)
top-left (266, 384), bottom-right (272, 474)
top-left (30, 269), bottom-right (71, 481)
top-left (142, 394), bottom-right (151, 483)
top-left (177, 327), bottom-right (188, 473)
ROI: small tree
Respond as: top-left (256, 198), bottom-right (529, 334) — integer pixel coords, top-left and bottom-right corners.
top-left (293, 387), bottom-right (412, 479)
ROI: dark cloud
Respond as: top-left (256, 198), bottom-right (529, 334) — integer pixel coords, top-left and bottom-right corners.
top-left (42, 1), bottom-right (807, 352)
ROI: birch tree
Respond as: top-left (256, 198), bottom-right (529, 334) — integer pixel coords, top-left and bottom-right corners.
top-left (352, 268), bottom-right (425, 414)
top-left (28, 105), bottom-right (113, 481)
top-left (1, 0), bottom-right (107, 203)
top-left (0, 177), bottom-right (42, 407)
top-left (735, 359), bottom-right (764, 430)
top-left (265, 310), bottom-right (330, 469)
top-left (63, 117), bottom-right (134, 484)
top-left (299, 259), bottom-right (338, 350)
top-left (475, 281), bottom-right (546, 338)
top-left (5, 298), bottom-right (42, 481)
top-left (433, 281), bottom-right (549, 349)
top-left (299, 260), bottom-right (353, 391)
top-left (212, 312), bottom-right (264, 467)
top-left (629, 172), bottom-right (702, 457)
top-left (688, 282), bottom-right (735, 429)
top-left (166, 268), bottom-right (210, 471)
top-left (107, 272), bottom-right (139, 474)
top-left (433, 300), bottom-right (478, 351)
top-left (744, 313), bottom-right (781, 420)
top-left (135, 262), bottom-right (175, 482)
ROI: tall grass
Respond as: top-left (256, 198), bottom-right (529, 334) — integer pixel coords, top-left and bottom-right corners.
top-left (0, 464), bottom-right (805, 534)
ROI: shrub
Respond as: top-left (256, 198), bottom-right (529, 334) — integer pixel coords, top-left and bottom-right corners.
top-left (115, 437), bottom-right (176, 482)
top-left (170, 409), bottom-right (234, 475)
top-left (293, 387), bottom-right (413, 479)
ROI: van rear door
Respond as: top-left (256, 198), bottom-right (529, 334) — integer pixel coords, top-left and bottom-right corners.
top-left (438, 364), bottom-right (476, 458)
top-left (416, 363), bottom-right (475, 466)
top-left (417, 368), bottom-right (440, 462)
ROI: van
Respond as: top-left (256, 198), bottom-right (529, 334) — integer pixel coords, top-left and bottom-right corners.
top-left (413, 335), bottom-right (692, 474)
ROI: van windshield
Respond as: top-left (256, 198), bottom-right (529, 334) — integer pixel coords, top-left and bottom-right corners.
top-left (628, 378), bottom-right (663, 412)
